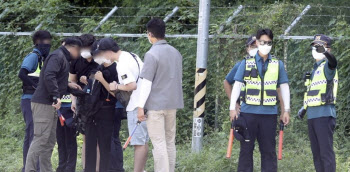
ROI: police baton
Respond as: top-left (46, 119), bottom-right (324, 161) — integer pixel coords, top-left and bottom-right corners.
top-left (226, 120), bottom-right (235, 159)
top-left (278, 121), bottom-right (284, 160)
top-left (123, 120), bottom-right (141, 151)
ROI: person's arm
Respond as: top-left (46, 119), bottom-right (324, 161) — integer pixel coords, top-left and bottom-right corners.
top-left (43, 54), bottom-right (61, 99)
top-left (224, 62), bottom-right (241, 99)
top-left (278, 60), bottom-right (290, 125)
top-left (223, 79), bottom-right (233, 99)
top-left (94, 71), bottom-right (115, 97)
top-left (137, 79), bottom-right (152, 108)
top-left (18, 68), bottom-right (38, 88)
top-left (137, 52), bottom-right (157, 121)
top-left (69, 73), bottom-right (78, 112)
top-left (229, 81), bottom-right (243, 110)
top-left (18, 53), bottom-right (39, 88)
top-left (116, 82), bottom-right (137, 91)
top-left (277, 87), bottom-right (285, 114)
top-left (280, 84), bottom-right (290, 112)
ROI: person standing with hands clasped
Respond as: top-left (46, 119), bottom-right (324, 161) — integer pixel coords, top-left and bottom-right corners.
top-left (137, 18), bottom-right (184, 172)
top-left (25, 37), bottom-right (82, 172)
top-left (297, 34), bottom-right (338, 172)
top-left (229, 29), bottom-right (290, 172)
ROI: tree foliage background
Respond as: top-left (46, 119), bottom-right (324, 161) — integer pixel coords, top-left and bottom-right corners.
top-left (0, 0), bottom-right (349, 171)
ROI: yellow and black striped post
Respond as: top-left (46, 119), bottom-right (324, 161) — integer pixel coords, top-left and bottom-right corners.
top-left (192, 0), bottom-right (210, 152)
top-left (193, 68), bottom-right (207, 118)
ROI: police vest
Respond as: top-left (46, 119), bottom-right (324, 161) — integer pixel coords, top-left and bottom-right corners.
top-left (22, 51), bottom-right (42, 94)
top-left (303, 61), bottom-right (338, 107)
top-left (28, 63), bottom-right (41, 77)
top-left (61, 94), bottom-right (72, 103)
top-left (243, 57), bottom-right (279, 106)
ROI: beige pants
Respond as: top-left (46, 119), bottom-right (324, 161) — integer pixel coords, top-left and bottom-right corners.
top-left (25, 102), bottom-right (57, 172)
top-left (146, 109), bottom-right (177, 172)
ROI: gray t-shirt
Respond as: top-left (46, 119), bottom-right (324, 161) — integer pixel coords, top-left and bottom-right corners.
top-left (140, 40), bottom-right (184, 110)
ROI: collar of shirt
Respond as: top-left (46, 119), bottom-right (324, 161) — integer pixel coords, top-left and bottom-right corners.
top-left (152, 40), bottom-right (167, 47)
top-left (60, 46), bottom-right (73, 62)
top-left (313, 59), bottom-right (326, 70)
top-left (255, 52), bottom-right (272, 62)
top-left (33, 48), bottom-right (43, 56)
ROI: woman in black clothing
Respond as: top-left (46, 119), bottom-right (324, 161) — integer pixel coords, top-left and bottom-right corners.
top-left (84, 54), bottom-right (119, 172)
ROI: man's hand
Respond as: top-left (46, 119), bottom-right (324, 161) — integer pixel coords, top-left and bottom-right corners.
top-left (230, 110), bottom-right (238, 121)
top-left (52, 98), bottom-right (62, 110)
top-left (95, 71), bottom-right (104, 82)
top-left (280, 111), bottom-right (290, 125)
top-left (68, 82), bottom-right (82, 90)
top-left (109, 81), bottom-right (118, 91)
top-left (80, 76), bottom-right (88, 85)
top-left (137, 107), bottom-right (147, 121)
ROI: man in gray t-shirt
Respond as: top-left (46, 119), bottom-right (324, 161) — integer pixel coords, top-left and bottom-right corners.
top-left (137, 18), bottom-right (183, 172)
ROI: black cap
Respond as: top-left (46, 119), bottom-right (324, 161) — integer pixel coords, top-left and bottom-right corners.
top-left (233, 117), bottom-right (250, 142)
top-left (246, 35), bottom-right (256, 46)
top-left (91, 38), bottom-right (120, 56)
top-left (311, 34), bottom-right (332, 47)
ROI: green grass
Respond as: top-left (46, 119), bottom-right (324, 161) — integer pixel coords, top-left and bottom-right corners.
top-left (1, 118), bottom-right (350, 172)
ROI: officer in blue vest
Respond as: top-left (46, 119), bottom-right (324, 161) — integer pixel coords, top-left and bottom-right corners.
top-left (229, 29), bottom-right (290, 172)
top-left (224, 35), bottom-right (258, 101)
top-left (18, 30), bottom-right (52, 172)
top-left (298, 34), bottom-right (338, 172)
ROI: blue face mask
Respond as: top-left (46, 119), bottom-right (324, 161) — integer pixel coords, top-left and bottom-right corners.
top-left (36, 44), bottom-right (51, 58)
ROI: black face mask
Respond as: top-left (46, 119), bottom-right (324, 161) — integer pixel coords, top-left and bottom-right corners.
top-left (36, 44), bottom-right (51, 58)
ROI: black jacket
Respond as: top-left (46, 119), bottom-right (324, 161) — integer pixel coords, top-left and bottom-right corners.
top-left (31, 46), bottom-right (72, 105)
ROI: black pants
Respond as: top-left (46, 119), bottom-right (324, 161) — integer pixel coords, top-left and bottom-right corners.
top-left (308, 117), bottom-right (336, 172)
top-left (20, 99), bottom-right (40, 172)
top-left (56, 107), bottom-right (77, 172)
top-left (85, 106), bottom-right (115, 172)
top-left (109, 108), bottom-right (125, 172)
top-left (237, 113), bottom-right (277, 172)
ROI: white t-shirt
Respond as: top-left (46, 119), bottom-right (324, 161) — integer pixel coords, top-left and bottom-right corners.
top-left (116, 51), bottom-right (144, 112)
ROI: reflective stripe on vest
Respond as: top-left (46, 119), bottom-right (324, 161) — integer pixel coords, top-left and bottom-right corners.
top-left (304, 61), bottom-right (338, 107)
top-left (28, 62), bottom-right (41, 77)
top-left (61, 94), bottom-right (72, 103)
top-left (243, 57), bottom-right (279, 106)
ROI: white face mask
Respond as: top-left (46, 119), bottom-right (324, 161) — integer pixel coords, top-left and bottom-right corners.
top-left (94, 56), bottom-right (111, 65)
top-left (312, 49), bottom-right (327, 60)
top-left (81, 50), bottom-right (92, 59)
top-left (248, 48), bottom-right (258, 57)
top-left (258, 45), bottom-right (272, 55)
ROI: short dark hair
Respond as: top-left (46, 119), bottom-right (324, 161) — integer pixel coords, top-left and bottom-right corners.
top-left (64, 37), bottom-right (82, 47)
top-left (79, 34), bottom-right (96, 47)
top-left (32, 30), bottom-right (52, 44)
top-left (146, 18), bottom-right (166, 39)
top-left (256, 29), bottom-right (274, 40)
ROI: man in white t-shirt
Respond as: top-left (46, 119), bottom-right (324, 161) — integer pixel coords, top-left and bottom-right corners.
top-left (93, 38), bottom-right (149, 172)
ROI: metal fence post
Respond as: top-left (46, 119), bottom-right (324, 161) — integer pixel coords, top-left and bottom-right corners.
top-left (163, 6), bottom-right (179, 23)
top-left (282, 5), bottom-right (311, 69)
top-left (192, 0), bottom-right (211, 153)
top-left (93, 6), bottom-right (118, 32)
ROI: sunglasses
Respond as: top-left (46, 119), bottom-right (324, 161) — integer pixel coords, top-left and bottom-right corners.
top-left (258, 40), bottom-right (273, 46)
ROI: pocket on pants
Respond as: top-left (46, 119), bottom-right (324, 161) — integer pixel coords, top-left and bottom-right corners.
top-left (33, 118), bottom-right (50, 137)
